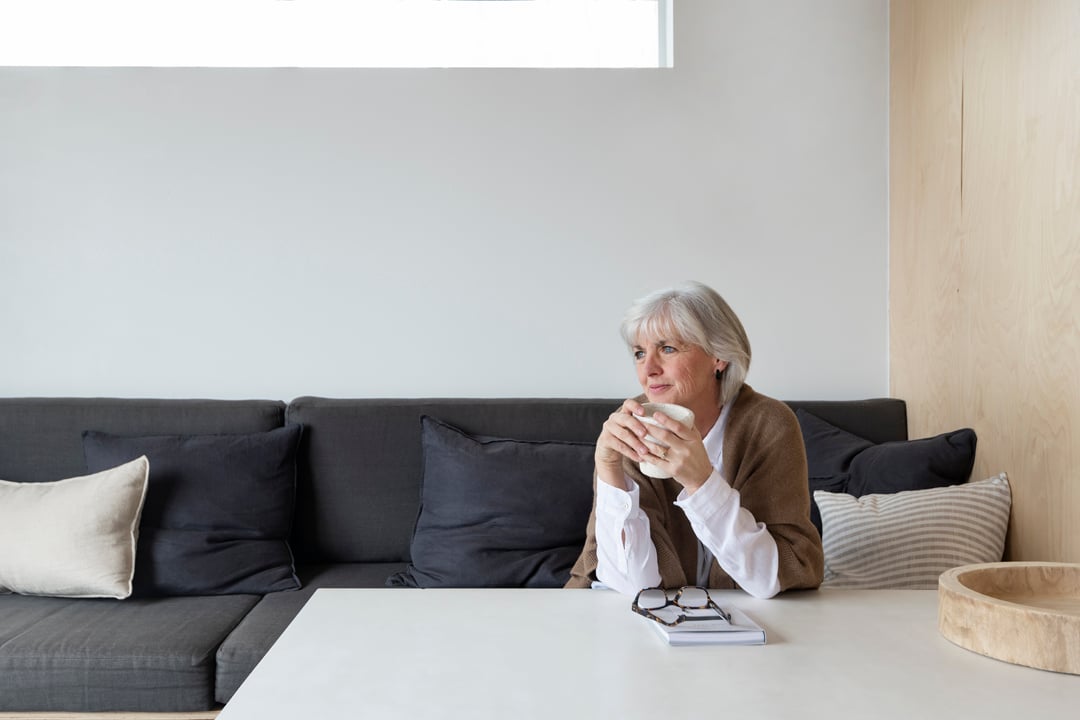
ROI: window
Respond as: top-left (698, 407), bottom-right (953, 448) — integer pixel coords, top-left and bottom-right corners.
top-left (0, 0), bottom-right (672, 68)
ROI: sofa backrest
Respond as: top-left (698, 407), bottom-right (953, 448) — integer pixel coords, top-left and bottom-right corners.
top-left (0, 395), bottom-right (908, 568)
top-left (0, 398), bottom-right (286, 482)
top-left (786, 398), bottom-right (907, 444)
top-left (285, 397), bottom-right (621, 564)
top-left (286, 396), bottom-right (908, 565)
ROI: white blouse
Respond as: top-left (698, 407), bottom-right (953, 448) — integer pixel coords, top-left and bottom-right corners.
top-left (593, 399), bottom-right (781, 599)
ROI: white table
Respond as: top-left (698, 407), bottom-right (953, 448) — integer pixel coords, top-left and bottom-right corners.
top-left (219, 587), bottom-right (1078, 719)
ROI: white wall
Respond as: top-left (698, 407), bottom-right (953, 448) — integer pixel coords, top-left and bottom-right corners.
top-left (0, 0), bottom-right (889, 401)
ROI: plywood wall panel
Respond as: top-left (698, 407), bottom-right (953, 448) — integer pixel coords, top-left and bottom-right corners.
top-left (890, 0), bottom-right (1080, 561)
top-left (890, 0), bottom-right (965, 440)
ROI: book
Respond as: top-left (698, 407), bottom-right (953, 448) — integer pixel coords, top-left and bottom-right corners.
top-left (643, 606), bottom-right (767, 646)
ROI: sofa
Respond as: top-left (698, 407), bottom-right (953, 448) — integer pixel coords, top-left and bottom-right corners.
top-left (0, 395), bottom-right (924, 715)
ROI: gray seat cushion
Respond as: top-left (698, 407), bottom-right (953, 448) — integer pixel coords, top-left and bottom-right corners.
top-left (0, 593), bottom-right (259, 712)
top-left (215, 563), bottom-right (406, 703)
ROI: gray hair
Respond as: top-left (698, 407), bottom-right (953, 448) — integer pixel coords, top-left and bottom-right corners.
top-left (620, 281), bottom-right (751, 408)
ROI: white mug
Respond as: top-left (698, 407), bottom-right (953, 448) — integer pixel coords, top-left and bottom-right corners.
top-left (637, 402), bottom-right (695, 479)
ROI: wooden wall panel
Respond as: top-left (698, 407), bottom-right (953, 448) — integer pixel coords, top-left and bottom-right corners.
top-left (890, 0), bottom-right (1080, 561)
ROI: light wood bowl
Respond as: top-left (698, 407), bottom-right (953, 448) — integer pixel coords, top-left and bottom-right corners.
top-left (939, 562), bottom-right (1080, 674)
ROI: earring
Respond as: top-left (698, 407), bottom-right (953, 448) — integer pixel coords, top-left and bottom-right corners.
top-left (715, 369), bottom-right (723, 380)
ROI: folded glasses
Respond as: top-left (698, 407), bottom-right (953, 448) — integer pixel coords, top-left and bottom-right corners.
top-left (632, 585), bottom-right (731, 627)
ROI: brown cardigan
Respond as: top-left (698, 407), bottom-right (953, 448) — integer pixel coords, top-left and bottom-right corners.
top-left (565, 384), bottom-right (824, 592)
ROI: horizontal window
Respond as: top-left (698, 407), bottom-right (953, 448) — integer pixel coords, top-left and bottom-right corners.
top-left (0, 0), bottom-right (672, 68)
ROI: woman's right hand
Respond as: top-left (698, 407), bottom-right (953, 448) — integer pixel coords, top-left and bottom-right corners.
top-left (595, 398), bottom-right (653, 488)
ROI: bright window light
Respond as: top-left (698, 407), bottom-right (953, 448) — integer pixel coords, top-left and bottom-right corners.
top-left (0, 0), bottom-right (672, 68)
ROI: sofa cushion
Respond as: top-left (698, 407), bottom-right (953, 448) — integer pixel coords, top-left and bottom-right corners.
top-left (0, 592), bottom-right (259, 712)
top-left (797, 409), bottom-right (977, 532)
top-left (0, 457), bottom-right (148, 599)
top-left (816, 474), bottom-right (1011, 589)
top-left (285, 397), bottom-right (617, 565)
top-left (386, 416), bottom-right (594, 589)
top-left (214, 563), bottom-right (407, 704)
top-left (785, 399), bottom-right (908, 444)
top-left (0, 398), bottom-right (285, 483)
top-left (83, 426), bottom-right (303, 596)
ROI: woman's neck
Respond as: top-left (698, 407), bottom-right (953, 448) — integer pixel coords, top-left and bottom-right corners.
top-left (688, 398), bottom-right (722, 438)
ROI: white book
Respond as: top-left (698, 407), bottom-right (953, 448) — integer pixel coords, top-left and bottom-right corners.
top-left (644, 606), bottom-right (767, 646)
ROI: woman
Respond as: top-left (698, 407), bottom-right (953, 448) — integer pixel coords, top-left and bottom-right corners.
top-left (566, 282), bottom-right (823, 597)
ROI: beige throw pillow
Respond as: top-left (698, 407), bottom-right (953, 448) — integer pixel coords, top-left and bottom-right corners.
top-left (0, 456), bottom-right (149, 599)
top-left (816, 473), bottom-right (1011, 590)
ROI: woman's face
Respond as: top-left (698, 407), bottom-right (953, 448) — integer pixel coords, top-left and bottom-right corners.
top-left (632, 332), bottom-right (728, 410)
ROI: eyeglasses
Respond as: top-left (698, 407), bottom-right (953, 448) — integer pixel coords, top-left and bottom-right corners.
top-left (632, 586), bottom-right (731, 627)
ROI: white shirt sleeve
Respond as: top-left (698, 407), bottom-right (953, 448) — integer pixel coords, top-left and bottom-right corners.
top-left (593, 476), bottom-right (662, 596)
top-left (673, 470), bottom-right (781, 598)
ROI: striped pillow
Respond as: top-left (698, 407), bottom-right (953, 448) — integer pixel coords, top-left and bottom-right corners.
top-left (815, 474), bottom-right (1011, 589)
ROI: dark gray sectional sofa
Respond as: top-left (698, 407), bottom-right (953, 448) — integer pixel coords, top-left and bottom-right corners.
top-left (0, 395), bottom-right (907, 715)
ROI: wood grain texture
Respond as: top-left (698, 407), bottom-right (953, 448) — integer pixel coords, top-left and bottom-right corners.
top-left (939, 562), bottom-right (1080, 674)
top-left (891, 0), bottom-right (1080, 562)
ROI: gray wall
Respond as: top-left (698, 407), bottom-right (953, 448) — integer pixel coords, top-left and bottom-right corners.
top-left (0, 0), bottom-right (889, 400)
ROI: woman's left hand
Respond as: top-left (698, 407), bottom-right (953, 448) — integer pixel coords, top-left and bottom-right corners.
top-left (644, 412), bottom-right (714, 494)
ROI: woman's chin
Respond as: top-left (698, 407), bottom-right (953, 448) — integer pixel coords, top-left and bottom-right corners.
top-left (646, 390), bottom-right (682, 405)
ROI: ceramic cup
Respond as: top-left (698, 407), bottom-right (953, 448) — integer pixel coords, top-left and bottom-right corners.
top-left (637, 402), bottom-right (695, 479)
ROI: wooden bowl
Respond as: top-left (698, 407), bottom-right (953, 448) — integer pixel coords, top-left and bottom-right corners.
top-left (939, 562), bottom-right (1080, 674)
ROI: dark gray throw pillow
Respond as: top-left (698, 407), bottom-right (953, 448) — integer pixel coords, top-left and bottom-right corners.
top-left (796, 409), bottom-right (977, 533)
top-left (387, 416), bottom-right (595, 589)
top-left (83, 425), bottom-right (303, 596)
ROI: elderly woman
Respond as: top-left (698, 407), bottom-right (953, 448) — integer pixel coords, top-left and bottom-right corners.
top-left (566, 282), bottom-right (823, 598)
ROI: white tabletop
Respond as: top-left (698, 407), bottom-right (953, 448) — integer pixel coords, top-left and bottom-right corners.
top-left (219, 587), bottom-right (1078, 719)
